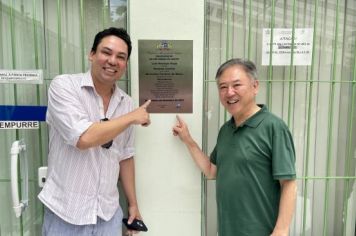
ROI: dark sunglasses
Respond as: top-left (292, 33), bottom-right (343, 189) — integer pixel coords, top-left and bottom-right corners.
top-left (100, 118), bottom-right (113, 149)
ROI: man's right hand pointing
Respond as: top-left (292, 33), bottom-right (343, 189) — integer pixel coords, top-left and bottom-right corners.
top-left (131, 99), bottom-right (151, 126)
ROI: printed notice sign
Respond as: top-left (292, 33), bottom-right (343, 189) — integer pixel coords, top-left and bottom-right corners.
top-left (0, 70), bottom-right (43, 84)
top-left (0, 105), bottom-right (47, 129)
top-left (0, 121), bottom-right (39, 129)
top-left (262, 28), bottom-right (313, 66)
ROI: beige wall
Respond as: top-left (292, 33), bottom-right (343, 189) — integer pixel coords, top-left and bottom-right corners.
top-left (129, 1), bottom-right (205, 235)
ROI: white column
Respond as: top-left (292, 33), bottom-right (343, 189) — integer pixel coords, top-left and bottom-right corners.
top-left (129, 1), bottom-right (204, 236)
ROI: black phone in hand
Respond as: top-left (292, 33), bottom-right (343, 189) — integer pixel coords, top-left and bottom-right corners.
top-left (122, 218), bottom-right (148, 232)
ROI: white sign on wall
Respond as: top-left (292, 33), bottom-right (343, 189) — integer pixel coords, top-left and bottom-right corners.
top-left (0, 70), bottom-right (43, 84)
top-left (0, 121), bottom-right (39, 129)
top-left (262, 28), bottom-right (313, 66)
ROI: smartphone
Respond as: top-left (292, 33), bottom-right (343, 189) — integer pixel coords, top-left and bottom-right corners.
top-left (122, 218), bottom-right (148, 232)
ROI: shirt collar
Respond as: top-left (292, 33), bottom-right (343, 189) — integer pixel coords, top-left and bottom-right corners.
top-left (229, 104), bottom-right (268, 128)
top-left (81, 71), bottom-right (95, 88)
top-left (81, 70), bottom-right (124, 101)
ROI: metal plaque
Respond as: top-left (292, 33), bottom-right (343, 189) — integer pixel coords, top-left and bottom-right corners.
top-left (138, 40), bottom-right (193, 113)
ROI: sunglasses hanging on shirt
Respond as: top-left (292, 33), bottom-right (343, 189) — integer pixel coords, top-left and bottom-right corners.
top-left (100, 118), bottom-right (113, 149)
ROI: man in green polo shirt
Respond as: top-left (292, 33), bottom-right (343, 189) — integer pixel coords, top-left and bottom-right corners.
top-left (172, 58), bottom-right (297, 236)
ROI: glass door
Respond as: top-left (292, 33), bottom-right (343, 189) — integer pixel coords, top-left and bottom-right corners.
top-left (1, 1), bottom-right (47, 235)
top-left (0, 0), bottom-right (128, 235)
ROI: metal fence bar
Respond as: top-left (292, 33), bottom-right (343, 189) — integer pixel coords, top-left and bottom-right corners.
top-left (287, 0), bottom-right (296, 128)
top-left (80, 0), bottom-right (85, 72)
top-left (10, 1), bottom-right (22, 234)
top-left (205, 79), bottom-right (356, 83)
top-left (323, 0), bottom-right (340, 235)
top-left (202, 1), bottom-right (209, 235)
top-left (302, 1), bottom-right (318, 234)
top-left (298, 176), bottom-right (356, 180)
top-left (32, 0), bottom-right (45, 172)
top-left (267, 0), bottom-right (276, 109)
top-left (226, 0), bottom-right (232, 60)
top-left (223, 0), bottom-right (232, 122)
top-left (102, 0), bottom-right (108, 29)
top-left (56, 0), bottom-right (62, 74)
top-left (9, 0), bottom-right (18, 106)
top-left (127, 0), bottom-right (131, 95)
top-left (32, 0), bottom-right (39, 70)
top-left (247, 0), bottom-right (252, 59)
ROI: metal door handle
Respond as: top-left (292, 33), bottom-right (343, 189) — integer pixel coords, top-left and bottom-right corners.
top-left (10, 140), bottom-right (28, 218)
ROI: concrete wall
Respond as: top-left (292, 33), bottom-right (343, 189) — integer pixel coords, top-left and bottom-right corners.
top-left (129, 1), bottom-right (205, 235)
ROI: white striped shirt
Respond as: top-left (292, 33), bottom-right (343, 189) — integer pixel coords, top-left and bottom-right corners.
top-left (38, 71), bottom-right (135, 225)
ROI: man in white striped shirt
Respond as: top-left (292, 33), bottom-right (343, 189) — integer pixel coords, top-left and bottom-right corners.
top-left (39, 27), bottom-right (150, 236)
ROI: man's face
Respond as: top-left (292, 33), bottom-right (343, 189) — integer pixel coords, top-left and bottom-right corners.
top-left (217, 65), bottom-right (259, 119)
top-left (89, 35), bottom-right (128, 86)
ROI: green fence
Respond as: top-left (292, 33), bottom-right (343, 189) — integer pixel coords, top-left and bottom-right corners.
top-left (204, 0), bottom-right (356, 235)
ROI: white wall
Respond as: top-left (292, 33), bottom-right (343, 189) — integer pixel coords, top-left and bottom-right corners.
top-left (129, 1), bottom-right (205, 236)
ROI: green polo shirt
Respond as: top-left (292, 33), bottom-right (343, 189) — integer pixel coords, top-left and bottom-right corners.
top-left (210, 105), bottom-right (296, 236)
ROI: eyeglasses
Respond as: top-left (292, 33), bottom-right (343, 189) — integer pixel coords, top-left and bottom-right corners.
top-left (100, 118), bottom-right (113, 149)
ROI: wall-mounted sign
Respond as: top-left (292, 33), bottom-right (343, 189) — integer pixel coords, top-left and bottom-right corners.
top-left (262, 28), bottom-right (313, 66)
top-left (138, 40), bottom-right (193, 113)
top-left (0, 121), bottom-right (39, 129)
top-left (0, 70), bottom-right (43, 84)
top-left (0, 105), bottom-right (47, 129)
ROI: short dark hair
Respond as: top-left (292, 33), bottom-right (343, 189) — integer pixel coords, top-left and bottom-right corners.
top-left (91, 27), bottom-right (132, 58)
top-left (215, 58), bottom-right (257, 81)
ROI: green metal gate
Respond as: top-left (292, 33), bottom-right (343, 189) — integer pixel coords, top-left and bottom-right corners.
top-left (203, 0), bottom-right (356, 236)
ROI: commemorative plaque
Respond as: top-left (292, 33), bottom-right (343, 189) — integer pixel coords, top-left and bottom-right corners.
top-left (138, 40), bottom-right (193, 113)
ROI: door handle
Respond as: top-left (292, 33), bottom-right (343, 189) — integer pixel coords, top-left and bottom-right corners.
top-left (10, 140), bottom-right (28, 218)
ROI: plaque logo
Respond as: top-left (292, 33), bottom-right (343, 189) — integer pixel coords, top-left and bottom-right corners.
top-left (156, 41), bottom-right (172, 50)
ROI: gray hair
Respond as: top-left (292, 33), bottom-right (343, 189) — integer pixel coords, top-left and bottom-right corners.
top-left (215, 58), bottom-right (258, 81)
